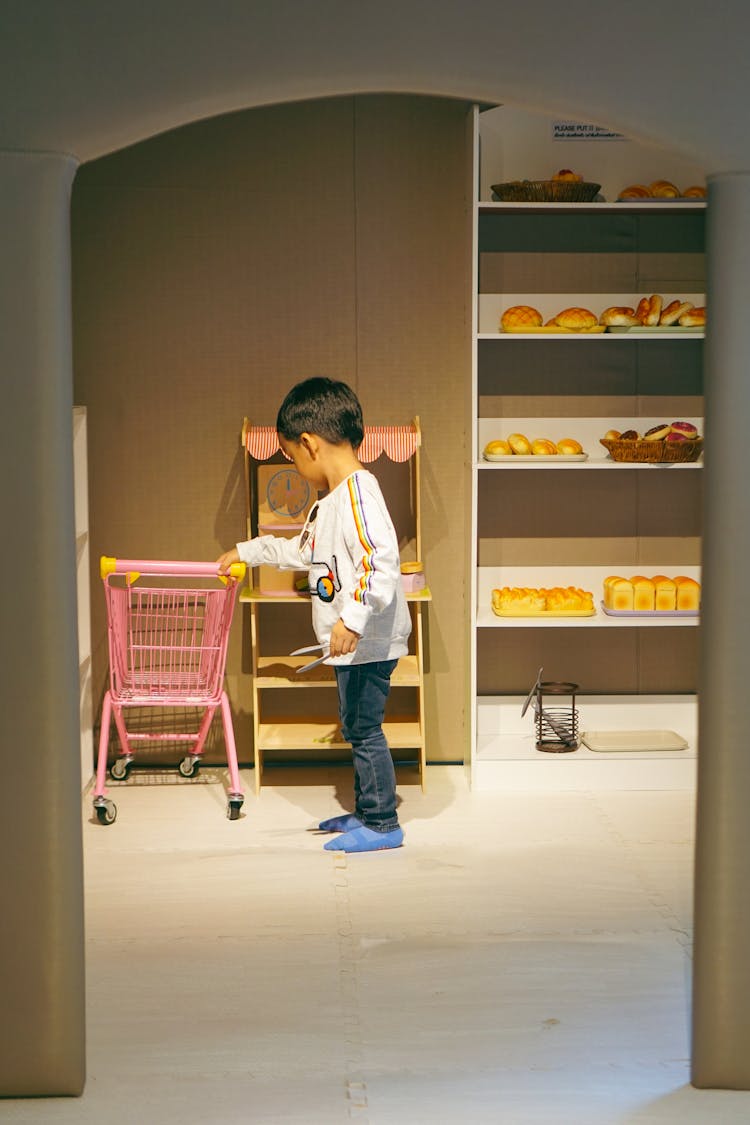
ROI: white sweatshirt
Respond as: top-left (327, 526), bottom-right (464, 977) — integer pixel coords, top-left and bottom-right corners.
top-left (237, 470), bottom-right (411, 665)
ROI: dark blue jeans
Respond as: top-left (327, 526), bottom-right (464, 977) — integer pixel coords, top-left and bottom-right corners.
top-left (334, 659), bottom-right (399, 833)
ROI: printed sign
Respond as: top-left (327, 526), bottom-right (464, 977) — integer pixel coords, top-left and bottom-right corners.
top-left (553, 122), bottom-right (626, 141)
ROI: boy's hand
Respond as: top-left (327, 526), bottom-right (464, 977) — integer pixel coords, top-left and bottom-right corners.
top-left (329, 618), bottom-right (360, 658)
top-left (216, 547), bottom-right (240, 575)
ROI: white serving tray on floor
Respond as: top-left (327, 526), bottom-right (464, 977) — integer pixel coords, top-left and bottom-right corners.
top-left (580, 730), bottom-right (689, 753)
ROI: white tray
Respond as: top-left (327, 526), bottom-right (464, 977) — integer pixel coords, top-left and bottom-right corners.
top-left (581, 729), bottom-right (689, 753)
top-left (483, 453), bottom-right (588, 462)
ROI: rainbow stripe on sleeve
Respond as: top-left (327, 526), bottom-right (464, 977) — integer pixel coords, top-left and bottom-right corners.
top-left (347, 475), bottom-right (376, 603)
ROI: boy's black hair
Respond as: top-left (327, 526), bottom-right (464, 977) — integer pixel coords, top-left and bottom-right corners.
top-left (276, 377), bottom-right (364, 448)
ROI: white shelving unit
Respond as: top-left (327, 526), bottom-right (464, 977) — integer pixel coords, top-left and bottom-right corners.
top-left (469, 106), bottom-right (705, 791)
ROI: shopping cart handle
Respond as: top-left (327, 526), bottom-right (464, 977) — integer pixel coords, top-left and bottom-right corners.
top-left (100, 556), bottom-right (246, 582)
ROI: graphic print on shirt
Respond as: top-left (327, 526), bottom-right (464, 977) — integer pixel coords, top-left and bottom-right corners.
top-left (309, 554), bottom-right (342, 603)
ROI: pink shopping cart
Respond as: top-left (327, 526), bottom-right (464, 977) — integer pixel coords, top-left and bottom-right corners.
top-left (93, 557), bottom-right (246, 825)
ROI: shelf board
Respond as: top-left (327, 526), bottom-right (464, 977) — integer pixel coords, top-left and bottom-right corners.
top-left (476, 458), bottom-right (701, 471)
top-left (477, 331), bottom-right (704, 341)
top-left (477, 565), bottom-right (701, 628)
top-left (257, 719), bottom-right (423, 751)
top-left (241, 587), bottom-right (432, 604)
top-left (255, 654), bottom-right (420, 687)
top-left (478, 201), bottom-right (706, 213)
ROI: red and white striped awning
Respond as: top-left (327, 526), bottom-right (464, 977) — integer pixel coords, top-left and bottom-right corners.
top-left (243, 423), bottom-right (420, 463)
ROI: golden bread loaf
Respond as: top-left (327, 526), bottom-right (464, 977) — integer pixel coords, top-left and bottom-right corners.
top-left (631, 575), bottom-right (656, 612)
top-left (674, 576), bottom-right (701, 611)
top-left (652, 575), bottom-right (677, 611)
top-left (501, 305), bottom-right (543, 331)
top-left (492, 586), bottom-right (593, 614)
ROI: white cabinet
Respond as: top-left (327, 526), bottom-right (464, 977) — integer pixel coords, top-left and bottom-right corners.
top-left (470, 110), bottom-right (705, 790)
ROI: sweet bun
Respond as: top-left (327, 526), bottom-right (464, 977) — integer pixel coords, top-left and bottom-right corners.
top-left (531, 438), bottom-right (557, 456)
top-left (400, 560), bottom-right (424, 575)
top-left (508, 432), bottom-right (532, 455)
top-left (660, 300), bottom-right (694, 326)
top-left (603, 429), bottom-right (621, 442)
top-left (552, 169), bottom-right (583, 183)
top-left (682, 185), bottom-right (706, 198)
top-left (484, 439), bottom-right (512, 457)
top-left (635, 297), bottom-right (650, 324)
top-left (665, 431), bottom-right (687, 443)
top-left (644, 423), bottom-right (672, 441)
top-left (618, 185), bottom-right (652, 200)
top-left (650, 180), bottom-right (680, 198)
top-left (501, 305), bottom-right (543, 331)
top-left (670, 420), bottom-right (698, 439)
top-left (619, 429), bottom-right (640, 441)
top-left (678, 306), bottom-right (706, 327)
top-left (553, 306), bottom-right (598, 330)
top-left (600, 306), bottom-right (641, 327)
top-left (556, 438), bottom-right (583, 455)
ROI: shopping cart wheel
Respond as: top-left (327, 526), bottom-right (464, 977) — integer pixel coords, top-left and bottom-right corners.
top-left (95, 800), bottom-right (117, 826)
top-left (178, 755), bottom-right (201, 779)
top-left (227, 799), bottom-right (243, 821)
top-left (110, 757), bottom-right (132, 781)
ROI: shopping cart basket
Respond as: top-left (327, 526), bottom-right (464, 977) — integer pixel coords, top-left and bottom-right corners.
top-left (93, 557), bottom-right (246, 825)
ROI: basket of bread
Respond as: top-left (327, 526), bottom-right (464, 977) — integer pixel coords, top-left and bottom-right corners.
top-left (600, 421), bottom-right (703, 463)
top-left (491, 169), bottom-right (600, 203)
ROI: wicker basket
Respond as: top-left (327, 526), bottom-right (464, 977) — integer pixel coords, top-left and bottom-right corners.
top-left (491, 180), bottom-right (601, 203)
top-left (600, 437), bottom-right (703, 463)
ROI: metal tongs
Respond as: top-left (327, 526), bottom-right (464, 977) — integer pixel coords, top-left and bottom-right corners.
top-left (290, 642), bottom-right (330, 673)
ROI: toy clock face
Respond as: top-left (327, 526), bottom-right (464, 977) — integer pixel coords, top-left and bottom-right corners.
top-left (265, 467), bottom-right (311, 519)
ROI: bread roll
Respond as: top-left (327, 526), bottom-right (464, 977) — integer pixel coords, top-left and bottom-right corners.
top-left (501, 305), bottom-right (543, 331)
top-left (531, 438), bottom-right (557, 455)
top-left (600, 306), bottom-right (641, 327)
top-left (552, 169), bottom-right (583, 183)
top-left (619, 429), bottom-right (640, 441)
top-left (674, 576), bottom-right (701, 611)
top-left (400, 560), bottom-right (424, 574)
top-left (618, 185), bottom-right (652, 200)
top-left (682, 185), bottom-right (706, 198)
top-left (650, 180), bottom-right (680, 198)
top-left (508, 432), bottom-right (532, 455)
top-left (483, 439), bottom-right (513, 457)
top-left (635, 297), bottom-right (650, 324)
top-left (631, 575), bottom-right (656, 612)
top-left (603, 429), bottom-right (621, 442)
top-left (678, 306), bottom-right (705, 327)
top-left (652, 575), bottom-right (677, 612)
top-left (553, 306), bottom-right (598, 331)
top-left (556, 438), bottom-right (583, 455)
top-left (660, 300), bottom-right (693, 326)
top-left (644, 294), bottom-right (663, 326)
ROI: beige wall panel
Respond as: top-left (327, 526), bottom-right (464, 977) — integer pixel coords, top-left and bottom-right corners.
top-left (476, 628), bottom-right (640, 696)
top-left (352, 96), bottom-right (471, 763)
top-left (73, 95), bottom-right (471, 769)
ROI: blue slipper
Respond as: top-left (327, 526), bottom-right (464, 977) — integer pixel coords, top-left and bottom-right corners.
top-left (318, 814), bottom-right (363, 833)
top-left (323, 825), bottom-right (404, 853)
